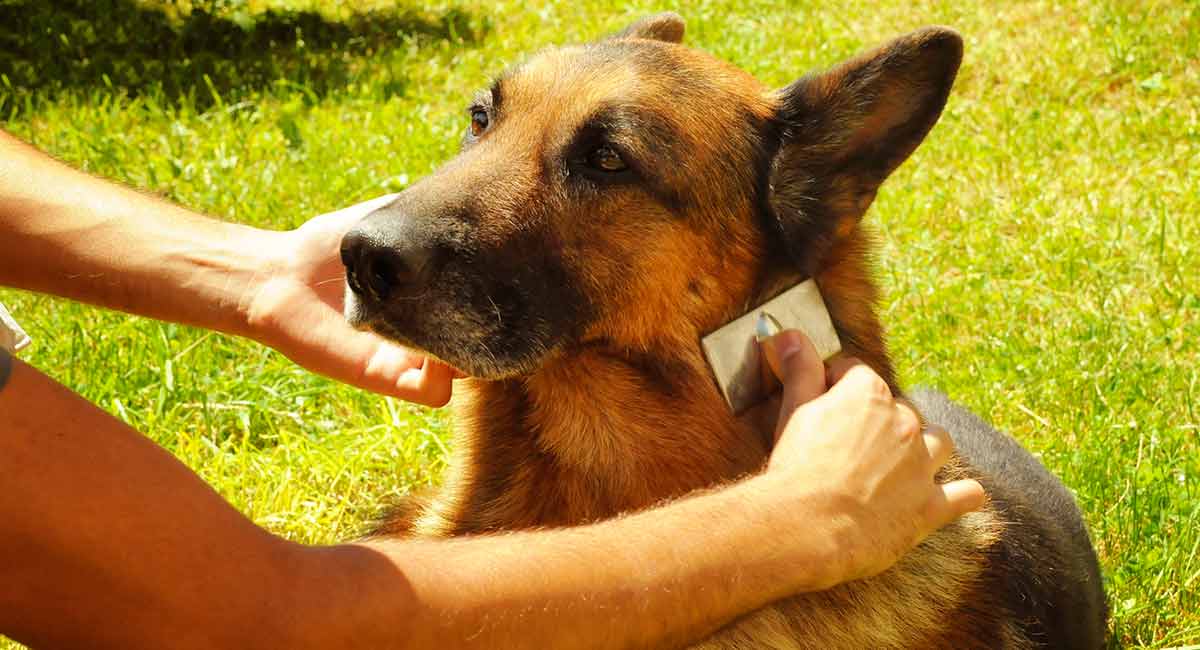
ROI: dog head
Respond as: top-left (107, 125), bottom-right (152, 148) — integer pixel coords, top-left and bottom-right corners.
top-left (342, 14), bottom-right (961, 379)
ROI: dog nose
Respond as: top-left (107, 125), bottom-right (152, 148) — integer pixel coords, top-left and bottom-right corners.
top-left (340, 225), bottom-right (428, 302)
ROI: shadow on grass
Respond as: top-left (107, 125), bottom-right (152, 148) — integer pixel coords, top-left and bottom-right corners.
top-left (0, 0), bottom-right (487, 113)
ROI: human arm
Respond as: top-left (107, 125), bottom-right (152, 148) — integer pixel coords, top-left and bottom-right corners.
top-left (326, 333), bottom-right (984, 649)
top-left (0, 332), bottom-right (983, 650)
top-left (0, 129), bottom-right (453, 404)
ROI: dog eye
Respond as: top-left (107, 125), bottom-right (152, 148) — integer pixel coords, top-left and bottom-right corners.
top-left (469, 109), bottom-right (490, 137)
top-left (586, 145), bottom-right (628, 173)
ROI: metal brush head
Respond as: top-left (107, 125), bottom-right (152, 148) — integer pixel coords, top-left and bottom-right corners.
top-left (700, 279), bottom-right (842, 414)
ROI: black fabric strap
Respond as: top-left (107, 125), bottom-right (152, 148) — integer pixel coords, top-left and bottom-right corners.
top-left (0, 348), bottom-right (12, 394)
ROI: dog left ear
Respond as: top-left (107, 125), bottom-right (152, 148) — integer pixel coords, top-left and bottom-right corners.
top-left (767, 27), bottom-right (962, 274)
top-left (609, 12), bottom-right (685, 43)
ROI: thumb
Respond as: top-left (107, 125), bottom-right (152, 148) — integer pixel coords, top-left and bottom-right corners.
top-left (315, 193), bottom-right (400, 232)
top-left (925, 479), bottom-right (988, 531)
top-left (760, 329), bottom-right (825, 442)
top-left (289, 309), bottom-right (450, 405)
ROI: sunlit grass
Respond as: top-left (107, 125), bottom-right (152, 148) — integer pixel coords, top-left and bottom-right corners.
top-left (2, 0), bottom-right (1197, 647)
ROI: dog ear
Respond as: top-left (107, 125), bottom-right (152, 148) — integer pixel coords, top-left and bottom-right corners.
top-left (766, 27), bottom-right (962, 274)
top-left (610, 12), bottom-right (685, 43)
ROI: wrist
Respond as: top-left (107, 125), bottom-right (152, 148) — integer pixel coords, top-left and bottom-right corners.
top-left (748, 471), bottom-right (853, 593)
top-left (153, 216), bottom-right (285, 339)
top-left (211, 224), bottom-right (291, 339)
top-left (0, 182), bottom-right (287, 337)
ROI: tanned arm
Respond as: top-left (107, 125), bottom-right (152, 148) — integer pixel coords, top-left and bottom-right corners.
top-left (0, 334), bottom-right (980, 649)
top-left (0, 130), bottom-right (453, 405)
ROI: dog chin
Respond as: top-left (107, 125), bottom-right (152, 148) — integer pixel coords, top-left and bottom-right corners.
top-left (370, 322), bottom-right (540, 381)
top-left (343, 287), bottom-right (552, 379)
top-left (429, 339), bottom-right (544, 381)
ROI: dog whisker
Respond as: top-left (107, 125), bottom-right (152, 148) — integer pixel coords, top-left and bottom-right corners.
top-left (486, 294), bottom-right (504, 329)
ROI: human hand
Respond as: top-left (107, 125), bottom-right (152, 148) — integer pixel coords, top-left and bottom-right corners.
top-left (242, 195), bottom-right (457, 406)
top-left (757, 330), bottom-right (986, 588)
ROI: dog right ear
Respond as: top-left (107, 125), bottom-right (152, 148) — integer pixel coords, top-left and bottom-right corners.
top-left (609, 12), bottom-right (685, 44)
top-left (765, 27), bottom-right (962, 275)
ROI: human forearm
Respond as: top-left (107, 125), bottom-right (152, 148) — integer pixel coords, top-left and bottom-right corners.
top-left (0, 357), bottom-right (836, 650)
top-left (0, 332), bottom-right (983, 649)
top-left (0, 131), bottom-right (457, 403)
top-left (289, 339), bottom-right (987, 650)
top-left (0, 130), bottom-right (275, 336)
top-left (0, 357), bottom-right (305, 649)
top-left (297, 474), bottom-right (838, 650)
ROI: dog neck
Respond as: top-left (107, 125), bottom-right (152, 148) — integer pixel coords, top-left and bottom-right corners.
top-left (427, 227), bottom-right (892, 534)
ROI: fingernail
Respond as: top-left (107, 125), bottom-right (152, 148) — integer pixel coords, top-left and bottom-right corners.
top-left (758, 319), bottom-right (807, 384)
top-left (754, 311), bottom-right (783, 343)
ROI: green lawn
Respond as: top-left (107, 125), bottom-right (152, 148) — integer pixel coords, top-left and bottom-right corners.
top-left (2, 0), bottom-right (1197, 647)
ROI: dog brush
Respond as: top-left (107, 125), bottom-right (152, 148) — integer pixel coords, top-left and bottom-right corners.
top-left (701, 279), bottom-right (842, 414)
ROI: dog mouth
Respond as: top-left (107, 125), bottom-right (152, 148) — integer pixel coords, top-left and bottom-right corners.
top-left (343, 280), bottom-right (556, 380)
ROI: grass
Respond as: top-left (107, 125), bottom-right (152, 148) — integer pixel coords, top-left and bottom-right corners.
top-left (0, 0), bottom-right (1196, 646)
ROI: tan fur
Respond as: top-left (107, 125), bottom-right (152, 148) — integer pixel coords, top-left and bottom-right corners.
top-left (697, 512), bottom-right (1014, 650)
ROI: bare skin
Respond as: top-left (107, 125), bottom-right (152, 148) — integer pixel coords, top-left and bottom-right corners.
top-left (0, 131), bottom-right (453, 405)
top-left (0, 129), bottom-right (985, 649)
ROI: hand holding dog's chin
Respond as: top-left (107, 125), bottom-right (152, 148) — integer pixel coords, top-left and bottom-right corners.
top-left (755, 331), bottom-right (987, 591)
top-left (239, 196), bottom-right (456, 407)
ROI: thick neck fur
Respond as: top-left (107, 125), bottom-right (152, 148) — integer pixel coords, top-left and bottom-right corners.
top-left (413, 227), bottom-right (891, 536)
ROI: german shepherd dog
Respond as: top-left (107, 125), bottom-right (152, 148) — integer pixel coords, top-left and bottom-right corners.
top-left (341, 14), bottom-right (1107, 648)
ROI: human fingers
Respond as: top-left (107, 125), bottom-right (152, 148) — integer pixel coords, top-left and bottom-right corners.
top-left (288, 310), bottom-right (452, 405)
top-left (396, 357), bottom-right (456, 407)
top-left (825, 355), bottom-right (865, 386)
top-left (761, 330), bottom-right (826, 423)
top-left (302, 194), bottom-right (401, 239)
top-left (893, 400), bottom-right (922, 439)
top-left (924, 479), bottom-right (988, 531)
top-left (922, 424), bottom-right (955, 472)
top-left (738, 392), bottom-right (783, 446)
top-left (826, 361), bottom-right (893, 400)
top-left (326, 330), bottom-right (430, 399)
top-left (320, 194), bottom-right (399, 227)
